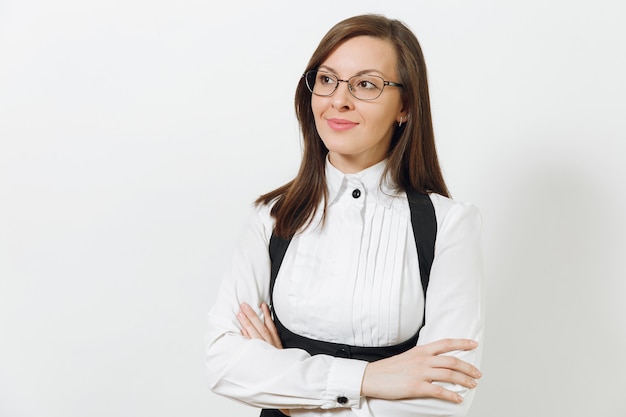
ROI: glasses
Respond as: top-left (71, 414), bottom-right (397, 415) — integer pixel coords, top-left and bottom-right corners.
top-left (304, 70), bottom-right (403, 101)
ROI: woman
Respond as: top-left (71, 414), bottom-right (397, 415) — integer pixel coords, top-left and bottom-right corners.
top-left (206, 14), bottom-right (484, 417)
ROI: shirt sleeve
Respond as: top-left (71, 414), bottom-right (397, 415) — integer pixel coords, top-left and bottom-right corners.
top-left (360, 199), bottom-right (485, 417)
top-left (205, 204), bottom-right (368, 411)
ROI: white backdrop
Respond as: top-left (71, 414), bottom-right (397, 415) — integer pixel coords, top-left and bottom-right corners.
top-left (1, 1), bottom-right (625, 416)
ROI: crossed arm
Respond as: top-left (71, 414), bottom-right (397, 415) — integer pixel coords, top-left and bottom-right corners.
top-left (237, 301), bottom-right (481, 415)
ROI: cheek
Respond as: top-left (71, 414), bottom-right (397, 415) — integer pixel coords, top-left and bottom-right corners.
top-left (377, 103), bottom-right (402, 126)
top-left (364, 107), bottom-right (394, 128)
top-left (310, 98), bottom-right (328, 133)
top-left (310, 96), bottom-right (324, 118)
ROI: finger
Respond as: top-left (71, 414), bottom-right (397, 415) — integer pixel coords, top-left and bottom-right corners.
top-left (430, 355), bottom-right (482, 380)
top-left (241, 326), bottom-right (250, 338)
top-left (420, 338), bottom-right (478, 356)
top-left (260, 303), bottom-right (274, 330)
top-left (424, 367), bottom-right (479, 390)
top-left (237, 310), bottom-right (263, 340)
top-left (240, 303), bottom-right (274, 343)
top-left (419, 382), bottom-right (465, 404)
top-left (260, 303), bottom-right (283, 348)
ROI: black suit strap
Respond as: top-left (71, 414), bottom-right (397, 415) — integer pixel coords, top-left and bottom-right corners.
top-left (268, 233), bottom-right (291, 308)
top-left (405, 188), bottom-right (437, 295)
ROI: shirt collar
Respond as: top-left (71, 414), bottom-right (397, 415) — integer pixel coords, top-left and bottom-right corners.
top-left (325, 157), bottom-right (401, 208)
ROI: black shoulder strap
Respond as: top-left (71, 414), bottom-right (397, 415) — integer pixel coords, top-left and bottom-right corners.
top-left (269, 189), bottom-right (437, 310)
top-left (405, 188), bottom-right (437, 295)
top-left (268, 233), bottom-right (291, 307)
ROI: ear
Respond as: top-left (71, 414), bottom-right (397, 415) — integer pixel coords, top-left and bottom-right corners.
top-left (396, 109), bottom-right (410, 124)
top-left (397, 103), bottom-right (410, 122)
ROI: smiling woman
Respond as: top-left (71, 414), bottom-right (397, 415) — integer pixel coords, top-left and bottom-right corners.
top-left (309, 36), bottom-right (407, 173)
top-left (205, 14), bottom-right (484, 417)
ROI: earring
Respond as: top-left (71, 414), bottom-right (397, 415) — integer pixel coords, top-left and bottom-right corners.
top-left (398, 115), bottom-right (407, 127)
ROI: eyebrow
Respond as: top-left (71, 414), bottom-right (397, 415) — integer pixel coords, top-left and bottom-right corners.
top-left (318, 65), bottom-right (386, 78)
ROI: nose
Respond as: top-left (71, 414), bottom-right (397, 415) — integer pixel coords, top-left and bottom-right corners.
top-left (332, 80), bottom-right (354, 109)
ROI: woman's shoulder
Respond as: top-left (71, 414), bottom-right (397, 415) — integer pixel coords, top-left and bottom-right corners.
top-left (428, 193), bottom-right (482, 231)
top-left (246, 200), bottom-right (277, 241)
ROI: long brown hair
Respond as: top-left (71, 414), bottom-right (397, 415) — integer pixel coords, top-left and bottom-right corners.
top-left (256, 14), bottom-right (449, 237)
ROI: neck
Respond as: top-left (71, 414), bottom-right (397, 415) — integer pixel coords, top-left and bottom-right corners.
top-left (328, 152), bottom-right (386, 174)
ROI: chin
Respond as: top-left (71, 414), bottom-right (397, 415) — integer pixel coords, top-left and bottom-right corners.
top-left (321, 141), bottom-right (359, 157)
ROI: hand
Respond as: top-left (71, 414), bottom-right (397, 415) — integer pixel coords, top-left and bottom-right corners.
top-left (238, 303), bottom-right (288, 414)
top-left (237, 302), bottom-right (283, 349)
top-left (361, 338), bottom-right (481, 404)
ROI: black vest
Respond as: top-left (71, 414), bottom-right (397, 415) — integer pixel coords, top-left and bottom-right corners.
top-left (260, 189), bottom-right (436, 417)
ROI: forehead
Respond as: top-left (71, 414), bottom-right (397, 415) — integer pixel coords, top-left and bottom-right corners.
top-left (320, 36), bottom-right (398, 78)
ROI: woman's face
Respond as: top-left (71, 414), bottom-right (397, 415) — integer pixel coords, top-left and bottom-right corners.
top-left (311, 36), bottom-right (407, 173)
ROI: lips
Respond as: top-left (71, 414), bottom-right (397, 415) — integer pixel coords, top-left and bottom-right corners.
top-left (326, 118), bottom-right (358, 131)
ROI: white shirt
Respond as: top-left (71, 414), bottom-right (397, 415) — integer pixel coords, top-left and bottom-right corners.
top-left (205, 159), bottom-right (484, 417)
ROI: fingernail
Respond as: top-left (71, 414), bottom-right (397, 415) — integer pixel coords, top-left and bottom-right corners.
top-left (469, 379), bottom-right (477, 388)
top-left (456, 394), bottom-right (463, 403)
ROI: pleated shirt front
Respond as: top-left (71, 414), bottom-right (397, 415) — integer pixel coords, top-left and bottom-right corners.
top-left (273, 159), bottom-right (423, 347)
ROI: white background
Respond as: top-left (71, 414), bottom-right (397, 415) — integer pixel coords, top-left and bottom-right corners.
top-left (1, 1), bottom-right (625, 416)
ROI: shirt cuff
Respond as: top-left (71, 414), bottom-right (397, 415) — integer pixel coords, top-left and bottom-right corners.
top-left (321, 357), bottom-right (367, 409)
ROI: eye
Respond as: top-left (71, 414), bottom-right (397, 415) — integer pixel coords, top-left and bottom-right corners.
top-left (317, 73), bottom-right (337, 85)
top-left (356, 80), bottom-right (376, 89)
top-left (352, 76), bottom-right (382, 91)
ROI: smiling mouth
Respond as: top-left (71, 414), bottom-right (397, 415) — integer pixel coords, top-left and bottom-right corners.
top-left (326, 118), bottom-right (358, 131)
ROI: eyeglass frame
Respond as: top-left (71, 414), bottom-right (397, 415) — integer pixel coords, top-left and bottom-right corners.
top-left (303, 69), bottom-right (404, 101)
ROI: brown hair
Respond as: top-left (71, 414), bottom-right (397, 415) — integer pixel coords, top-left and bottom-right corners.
top-left (256, 14), bottom-right (449, 237)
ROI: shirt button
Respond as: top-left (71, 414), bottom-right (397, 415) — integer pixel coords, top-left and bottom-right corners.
top-left (352, 189), bottom-right (361, 199)
top-left (337, 396), bottom-right (348, 405)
